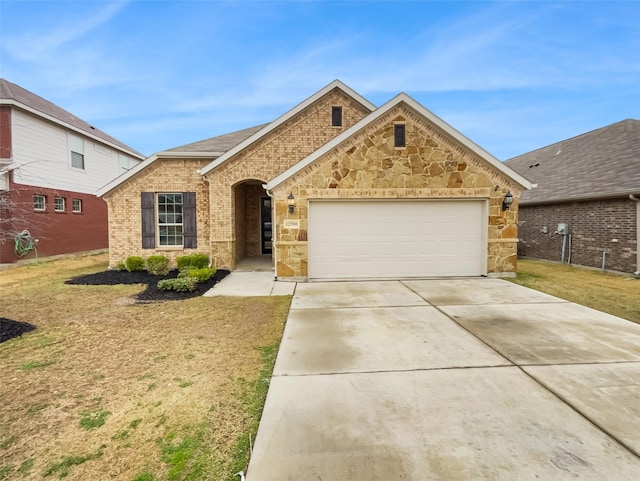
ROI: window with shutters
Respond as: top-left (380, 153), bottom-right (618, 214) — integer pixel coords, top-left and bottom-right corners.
top-left (141, 192), bottom-right (197, 249)
top-left (394, 124), bottom-right (406, 148)
top-left (331, 106), bottom-right (342, 127)
top-left (158, 193), bottom-right (183, 246)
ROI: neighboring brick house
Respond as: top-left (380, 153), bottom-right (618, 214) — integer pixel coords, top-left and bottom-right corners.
top-left (505, 119), bottom-right (639, 275)
top-left (98, 80), bottom-right (531, 280)
top-left (0, 78), bottom-right (145, 263)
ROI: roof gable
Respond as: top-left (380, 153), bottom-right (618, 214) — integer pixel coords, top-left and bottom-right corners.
top-left (0, 78), bottom-right (144, 159)
top-left (198, 80), bottom-right (376, 176)
top-left (504, 119), bottom-right (640, 204)
top-left (266, 93), bottom-right (532, 191)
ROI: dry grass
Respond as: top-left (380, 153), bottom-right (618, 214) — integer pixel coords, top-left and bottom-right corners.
top-left (0, 252), bottom-right (290, 481)
top-left (510, 259), bottom-right (640, 323)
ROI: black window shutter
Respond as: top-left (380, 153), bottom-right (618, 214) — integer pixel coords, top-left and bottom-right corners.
top-left (394, 124), bottom-right (406, 147)
top-left (182, 192), bottom-right (197, 248)
top-left (141, 192), bottom-right (155, 249)
top-left (331, 106), bottom-right (342, 127)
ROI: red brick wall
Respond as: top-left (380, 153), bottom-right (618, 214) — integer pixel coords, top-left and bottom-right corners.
top-left (0, 175), bottom-right (108, 263)
top-left (517, 198), bottom-right (637, 273)
top-left (0, 106), bottom-right (11, 159)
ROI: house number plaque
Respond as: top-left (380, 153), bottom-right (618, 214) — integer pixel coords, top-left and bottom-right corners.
top-left (283, 219), bottom-right (300, 229)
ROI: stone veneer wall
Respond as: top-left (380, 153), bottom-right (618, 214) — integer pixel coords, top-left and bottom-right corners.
top-left (518, 198), bottom-right (637, 273)
top-left (271, 105), bottom-right (523, 278)
top-left (104, 159), bottom-right (210, 267)
top-left (207, 88), bottom-right (371, 268)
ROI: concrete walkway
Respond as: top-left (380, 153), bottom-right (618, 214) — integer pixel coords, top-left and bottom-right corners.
top-left (246, 278), bottom-right (640, 480)
top-left (204, 256), bottom-right (296, 297)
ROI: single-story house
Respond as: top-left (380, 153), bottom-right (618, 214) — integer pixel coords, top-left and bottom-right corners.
top-left (97, 80), bottom-right (531, 280)
top-left (504, 119), bottom-right (639, 275)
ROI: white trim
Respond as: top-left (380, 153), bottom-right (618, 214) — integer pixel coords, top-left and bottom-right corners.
top-left (198, 80), bottom-right (376, 176)
top-left (267, 93), bottom-right (533, 191)
top-left (96, 151), bottom-right (222, 197)
top-left (0, 99), bottom-right (145, 160)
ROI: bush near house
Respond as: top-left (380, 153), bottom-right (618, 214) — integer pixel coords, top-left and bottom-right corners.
top-left (176, 254), bottom-right (210, 270)
top-left (157, 277), bottom-right (198, 292)
top-left (125, 256), bottom-right (145, 272)
top-left (178, 267), bottom-right (217, 283)
top-left (146, 255), bottom-right (170, 276)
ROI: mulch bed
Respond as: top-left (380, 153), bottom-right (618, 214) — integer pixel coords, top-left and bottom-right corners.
top-left (1, 270), bottom-right (230, 343)
top-left (1, 318), bottom-right (36, 343)
top-left (64, 269), bottom-right (230, 301)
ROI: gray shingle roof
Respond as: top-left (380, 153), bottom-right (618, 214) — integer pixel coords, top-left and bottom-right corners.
top-left (504, 119), bottom-right (640, 205)
top-left (166, 123), bottom-right (269, 153)
top-left (0, 78), bottom-right (144, 158)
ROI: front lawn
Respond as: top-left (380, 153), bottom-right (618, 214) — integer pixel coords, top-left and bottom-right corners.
top-left (0, 253), bottom-right (290, 481)
top-left (510, 259), bottom-right (639, 324)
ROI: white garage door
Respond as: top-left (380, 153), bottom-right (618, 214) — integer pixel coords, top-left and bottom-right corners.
top-left (308, 200), bottom-right (486, 279)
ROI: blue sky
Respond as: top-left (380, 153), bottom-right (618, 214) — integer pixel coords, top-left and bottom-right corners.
top-left (1, 0), bottom-right (638, 160)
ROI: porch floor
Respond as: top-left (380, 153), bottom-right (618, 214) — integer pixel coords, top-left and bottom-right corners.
top-left (234, 255), bottom-right (274, 272)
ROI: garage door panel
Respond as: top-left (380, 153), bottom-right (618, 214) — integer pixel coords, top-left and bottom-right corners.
top-left (308, 200), bottom-right (486, 279)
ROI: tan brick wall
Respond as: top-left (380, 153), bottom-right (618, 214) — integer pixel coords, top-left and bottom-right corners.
top-left (271, 105), bottom-right (523, 278)
top-left (103, 159), bottom-right (211, 268)
top-left (207, 88), bottom-right (371, 268)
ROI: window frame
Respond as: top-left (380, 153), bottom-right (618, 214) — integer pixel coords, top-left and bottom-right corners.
top-left (69, 134), bottom-right (85, 170)
top-left (54, 196), bottom-right (66, 212)
top-left (157, 192), bottom-right (184, 247)
top-left (331, 106), bottom-right (343, 127)
top-left (33, 194), bottom-right (46, 211)
top-left (72, 198), bottom-right (82, 213)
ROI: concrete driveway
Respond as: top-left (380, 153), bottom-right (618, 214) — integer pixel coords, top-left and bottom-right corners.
top-left (246, 278), bottom-right (640, 480)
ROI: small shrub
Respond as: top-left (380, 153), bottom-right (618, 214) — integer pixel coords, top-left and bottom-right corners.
top-left (146, 255), bottom-right (170, 276)
top-left (115, 261), bottom-right (126, 271)
top-left (178, 267), bottom-right (216, 283)
top-left (157, 277), bottom-right (198, 292)
top-left (125, 256), bottom-right (145, 272)
top-left (176, 253), bottom-right (210, 270)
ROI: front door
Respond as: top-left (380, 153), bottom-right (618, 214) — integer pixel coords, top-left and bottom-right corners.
top-left (260, 197), bottom-right (272, 254)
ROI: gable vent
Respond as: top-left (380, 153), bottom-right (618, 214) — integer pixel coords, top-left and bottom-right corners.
top-left (394, 124), bottom-right (406, 148)
top-left (331, 106), bottom-right (343, 127)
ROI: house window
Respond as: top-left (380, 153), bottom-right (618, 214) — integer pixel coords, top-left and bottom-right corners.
top-left (157, 193), bottom-right (184, 246)
top-left (394, 124), bottom-right (406, 148)
top-left (72, 198), bottom-right (82, 213)
top-left (54, 197), bottom-right (66, 212)
top-left (33, 195), bottom-right (46, 211)
top-left (141, 192), bottom-right (196, 249)
top-left (119, 153), bottom-right (131, 174)
top-left (70, 134), bottom-right (85, 169)
top-left (331, 106), bottom-right (343, 127)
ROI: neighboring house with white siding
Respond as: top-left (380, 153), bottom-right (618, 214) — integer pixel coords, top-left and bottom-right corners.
top-left (0, 78), bottom-right (145, 263)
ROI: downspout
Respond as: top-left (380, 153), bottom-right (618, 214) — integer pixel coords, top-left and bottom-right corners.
top-left (630, 194), bottom-right (640, 276)
top-left (263, 185), bottom-right (278, 280)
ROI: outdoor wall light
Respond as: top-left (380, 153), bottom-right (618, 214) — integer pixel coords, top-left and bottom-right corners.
top-left (287, 193), bottom-right (295, 214)
top-left (502, 191), bottom-right (514, 211)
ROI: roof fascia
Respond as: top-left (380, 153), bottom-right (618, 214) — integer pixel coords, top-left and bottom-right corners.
top-left (267, 93), bottom-right (533, 191)
top-left (1, 98), bottom-right (145, 160)
top-left (521, 191), bottom-right (640, 206)
top-left (96, 151), bottom-right (220, 197)
top-left (198, 80), bottom-right (376, 176)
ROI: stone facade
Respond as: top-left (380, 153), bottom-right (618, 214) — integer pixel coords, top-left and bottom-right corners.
top-left (103, 158), bottom-right (210, 267)
top-left (270, 106), bottom-right (522, 278)
top-left (518, 198), bottom-right (638, 273)
top-left (205, 89), bottom-right (371, 268)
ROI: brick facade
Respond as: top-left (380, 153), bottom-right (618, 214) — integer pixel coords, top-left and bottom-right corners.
top-left (518, 198), bottom-right (638, 273)
top-left (1, 175), bottom-right (108, 263)
top-left (103, 159), bottom-right (210, 267)
top-left (271, 105), bottom-right (523, 278)
top-left (206, 88), bottom-right (371, 268)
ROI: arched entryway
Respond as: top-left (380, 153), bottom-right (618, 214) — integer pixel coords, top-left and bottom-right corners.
top-left (233, 179), bottom-right (272, 265)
